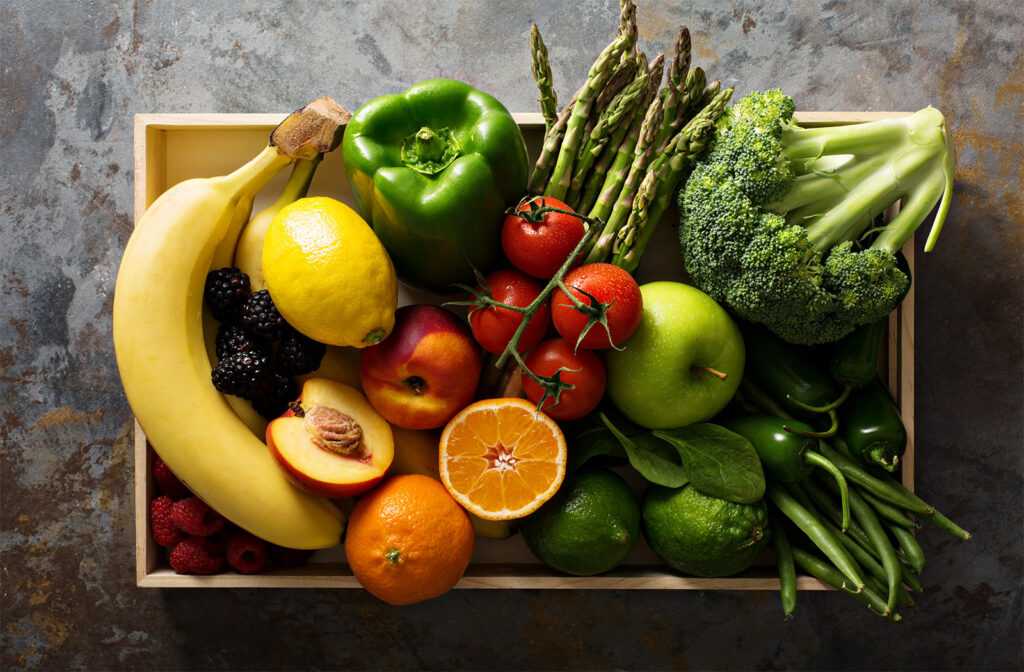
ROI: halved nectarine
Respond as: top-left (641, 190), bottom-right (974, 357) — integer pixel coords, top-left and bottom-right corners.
top-left (267, 378), bottom-right (394, 498)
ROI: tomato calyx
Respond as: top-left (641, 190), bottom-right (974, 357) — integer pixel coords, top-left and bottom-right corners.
top-left (554, 280), bottom-right (623, 353)
top-left (450, 197), bottom-right (609, 413)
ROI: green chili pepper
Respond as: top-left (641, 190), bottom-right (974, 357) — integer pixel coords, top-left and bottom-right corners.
top-left (342, 78), bottom-right (529, 293)
top-left (829, 318), bottom-right (886, 390)
top-left (724, 414), bottom-right (851, 530)
top-left (839, 377), bottom-right (907, 472)
top-left (740, 322), bottom-right (846, 419)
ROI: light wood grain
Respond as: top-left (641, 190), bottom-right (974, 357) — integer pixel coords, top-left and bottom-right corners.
top-left (132, 112), bottom-right (916, 590)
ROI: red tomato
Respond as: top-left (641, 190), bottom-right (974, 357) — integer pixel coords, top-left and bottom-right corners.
top-left (551, 263), bottom-right (643, 350)
top-left (521, 338), bottom-right (606, 421)
top-left (467, 269), bottom-right (550, 355)
top-left (501, 196), bottom-right (586, 279)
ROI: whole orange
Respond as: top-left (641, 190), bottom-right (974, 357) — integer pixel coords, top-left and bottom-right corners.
top-left (344, 474), bottom-right (475, 605)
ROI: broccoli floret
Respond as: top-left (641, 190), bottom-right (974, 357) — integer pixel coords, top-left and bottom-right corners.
top-left (678, 89), bottom-right (955, 344)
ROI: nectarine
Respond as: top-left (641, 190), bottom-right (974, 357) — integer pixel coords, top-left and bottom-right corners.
top-left (267, 378), bottom-right (394, 498)
top-left (359, 305), bottom-right (482, 430)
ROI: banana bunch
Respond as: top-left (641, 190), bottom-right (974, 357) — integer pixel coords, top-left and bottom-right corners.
top-left (114, 98), bottom-right (351, 550)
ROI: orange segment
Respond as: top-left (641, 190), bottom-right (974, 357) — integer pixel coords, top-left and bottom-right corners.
top-left (439, 398), bottom-right (567, 520)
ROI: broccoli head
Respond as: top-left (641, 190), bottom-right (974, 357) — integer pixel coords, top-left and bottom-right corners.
top-left (678, 89), bottom-right (955, 344)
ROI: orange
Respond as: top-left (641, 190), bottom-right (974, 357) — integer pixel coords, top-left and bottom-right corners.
top-left (344, 474), bottom-right (474, 606)
top-left (439, 397), bottom-right (567, 521)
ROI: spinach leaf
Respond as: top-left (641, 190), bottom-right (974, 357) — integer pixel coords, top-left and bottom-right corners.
top-left (653, 424), bottom-right (765, 504)
top-left (567, 426), bottom-right (625, 473)
top-left (600, 414), bottom-right (689, 488)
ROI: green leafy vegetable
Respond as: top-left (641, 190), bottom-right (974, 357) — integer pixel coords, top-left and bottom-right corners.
top-left (653, 424), bottom-right (765, 503)
top-left (600, 413), bottom-right (689, 487)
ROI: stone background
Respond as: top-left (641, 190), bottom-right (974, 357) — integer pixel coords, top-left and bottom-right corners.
top-left (2, 1), bottom-right (1021, 669)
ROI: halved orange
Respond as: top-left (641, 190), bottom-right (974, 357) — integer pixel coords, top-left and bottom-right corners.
top-left (439, 398), bottom-right (567, 521)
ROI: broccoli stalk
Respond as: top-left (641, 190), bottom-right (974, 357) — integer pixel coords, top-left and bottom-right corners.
top-left (679, 90), bottom-right (956, 345)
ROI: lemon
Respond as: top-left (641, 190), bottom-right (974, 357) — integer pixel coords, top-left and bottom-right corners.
top-left (642, 483), bottom-right (770, 578)
top-left (520, 467), bottom-right (640, 576)
top-left (262, 196), bottom-right (397, 347)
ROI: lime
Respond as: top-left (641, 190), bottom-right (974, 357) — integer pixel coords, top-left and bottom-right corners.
top-left (520, 467), bottom-right (640, 576)
top-left (642, 483), bottom-right (769, 577)
top-left (262, 196), bottom-right (397, 348)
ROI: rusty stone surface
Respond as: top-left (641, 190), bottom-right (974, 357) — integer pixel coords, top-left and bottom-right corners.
top-left (2, 1), bottom-right (1021, 669)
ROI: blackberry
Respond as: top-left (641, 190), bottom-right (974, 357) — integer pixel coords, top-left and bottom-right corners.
top-left (215, 323), bottom-right (268, 361)
top-left (277, 328), bottom-right (327, 376)
top-left (252, 374), bottom-right (298, 420)
top-left (240, 290), bottom-right (289, 341)
top-left (211, 351), bottom-right (274, 399)
top-left (204, 267), bottom-right (251, 322)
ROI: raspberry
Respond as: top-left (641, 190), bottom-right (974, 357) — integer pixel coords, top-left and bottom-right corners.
top-left (252, 373), bottom-right (298, 421)
top-left (149, 496), bottom-right (186, 547)
top-left (215, 323), bottom-right (268, 361)
top-left (276, 328), bottom-right (326, 376)
top-left (226, 531), bottom-right (270, 574)
top-left (240, 290), bottom-right (289, 341)
top-left (170, 497), bottom-right (227, 536)
top-left (204, 267), bottom-right (251, 323)
top-left (152, 455), bottom-right (191, 500)
top-left (169, 535), bottom-right (225, 575)
top-left (269, 544), bottom-right (314, 569)
top-left (211, 351), bottom-right (274, 399)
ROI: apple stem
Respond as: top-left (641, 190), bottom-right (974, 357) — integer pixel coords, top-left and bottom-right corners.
top-left (692, 365), bottom-right (729, 381)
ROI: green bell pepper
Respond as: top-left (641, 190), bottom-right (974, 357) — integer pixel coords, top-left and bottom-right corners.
top-left (342, 78), bottom-right (529, 293)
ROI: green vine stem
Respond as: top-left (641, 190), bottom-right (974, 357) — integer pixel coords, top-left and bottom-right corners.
top-left (449, 198), bottom-right (609, 412)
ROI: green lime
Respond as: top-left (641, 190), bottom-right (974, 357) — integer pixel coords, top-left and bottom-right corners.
top-left (521, 467), bottom-right (640, 576)
top-left (642, 483), bottom-right (770, 577)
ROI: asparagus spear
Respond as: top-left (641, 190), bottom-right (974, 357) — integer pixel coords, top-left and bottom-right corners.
top-left (544, 4), bottom-right (636, 201)
top-left (575, 52), bottom-right (657, 215)
top-left (581, 53), bottom-right (665, 225)
top-left (582, 89), bottom-right (665, 263)
top-left (566, 60), bottom-right (649, 209)
top-left (657, 66), bottom-right (707, 153)
top-left (528, 92), bottom-right (577, 195)
top-left (655, 26), bottom-right (692, 149)
top-left (530, 24), bottom-right (558, 130)
top-left (613, 85), bottom-right (733, 271)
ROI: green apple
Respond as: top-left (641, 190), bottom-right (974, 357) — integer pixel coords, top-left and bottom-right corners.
top-left (604, 281), bottom-right (744, 429)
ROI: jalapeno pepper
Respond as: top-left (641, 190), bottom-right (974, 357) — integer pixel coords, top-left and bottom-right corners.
top-left (839, 376), bottom-right (907, 472)
top-left (725, 413), bottom-right (851, 531)
top-left (829, 318), bottom-right (886, 390)
top-left (741, 322), bottom-right (846, 421)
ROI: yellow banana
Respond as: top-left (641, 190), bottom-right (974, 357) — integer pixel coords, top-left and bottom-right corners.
top-left (234, 154), bottom-right (322, 291)
top-left (114, 99), bottom-right (351, 549)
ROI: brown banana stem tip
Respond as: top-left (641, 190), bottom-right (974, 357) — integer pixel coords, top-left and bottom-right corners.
top-left (271, 97), bottom-right (353, 159)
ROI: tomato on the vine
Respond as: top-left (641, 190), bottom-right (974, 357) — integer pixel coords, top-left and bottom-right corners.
top-left (501, 196), bottom-right (586, 279)
top-left (467, 269), bottom-right (550, 355)
top-left (521, 337), bottom-right (606, 421)
top-left (551, 263), bottom-right (643, 350)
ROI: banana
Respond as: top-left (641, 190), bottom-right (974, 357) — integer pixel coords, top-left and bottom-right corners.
top-left (234, 154), bottom-right (322, 291)
top-left (114, 99), bottom-right (352, 549)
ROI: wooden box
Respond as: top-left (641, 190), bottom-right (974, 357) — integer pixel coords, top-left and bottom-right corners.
top-left (132, 111), bottom-right (915, 589)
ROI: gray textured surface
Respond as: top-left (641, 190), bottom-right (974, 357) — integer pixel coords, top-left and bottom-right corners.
top-left (2, 1), bottom-right (1022, 669)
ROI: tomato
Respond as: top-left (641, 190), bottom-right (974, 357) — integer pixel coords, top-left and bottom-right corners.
top-left (467, 269), bottom-right (550, 355)
top-left (521, 338), bottom-right (606, 421)
top-left (551, 263), bottom-right (643, 350)
top-left (501, 196), bottom-right (586, 279)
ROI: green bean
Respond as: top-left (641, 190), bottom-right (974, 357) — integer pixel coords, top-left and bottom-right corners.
top-left (770, 513), bottom-right (797, 619)
top-left (860, 489), bottom-right (920, 529)
top-left (791, 547), bottom-right (901, 622)
top-left (890, 524), bottom-right (927, 575)
top-left (767, 481), bottom-right (865, 591)
top-left (817, 441), bottom-right (930, 514)
top-left (848, 486), bottom-right (902, 616)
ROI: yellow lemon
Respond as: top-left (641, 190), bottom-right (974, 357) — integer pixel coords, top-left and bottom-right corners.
top-left (263, 196), bottom-right (397, 347)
